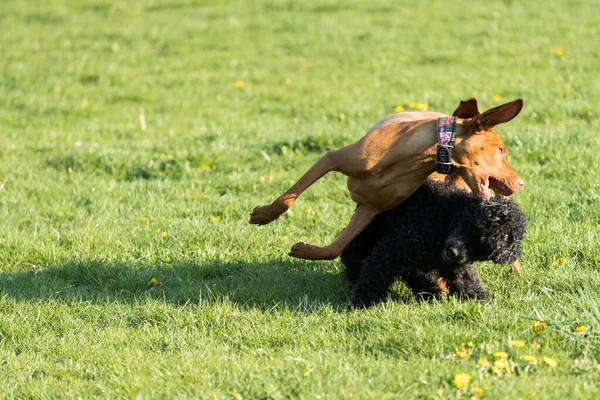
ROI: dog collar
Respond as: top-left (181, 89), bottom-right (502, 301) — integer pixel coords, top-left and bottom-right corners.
top-left (435, 116), bottom-right (457, 174)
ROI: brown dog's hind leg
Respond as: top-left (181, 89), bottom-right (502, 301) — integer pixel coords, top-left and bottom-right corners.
top-left (289, 204), bottom-right (380, 260)
top-left (250, 151), bottom-right (341, 225)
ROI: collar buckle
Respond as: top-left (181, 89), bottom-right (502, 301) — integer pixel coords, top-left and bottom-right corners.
top-left (436, 117), bottom-right (457, 175)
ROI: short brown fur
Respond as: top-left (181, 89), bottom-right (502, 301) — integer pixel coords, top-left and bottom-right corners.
top-left (250, 98), bottom-right (525, 260)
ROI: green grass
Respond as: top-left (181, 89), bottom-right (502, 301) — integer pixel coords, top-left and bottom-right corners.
top-left (0, 0), bottom-right (599, 398)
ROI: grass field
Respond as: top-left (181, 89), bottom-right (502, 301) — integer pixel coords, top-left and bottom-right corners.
top-left (1, 0), bottom-right (599, 398)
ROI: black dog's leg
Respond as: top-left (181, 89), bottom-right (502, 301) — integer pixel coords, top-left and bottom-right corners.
top-left (340, 246), bottom-right (368, 289)
top-left (344, 261), bottom-right (361, 290)
top-left (350, 249), bottom-right (399, 308)
top-left (401, 270), bottom-right (444, 301)
top-left (441, 265), bottom-right (489, 300)
top-left (340, 228), bottom-right (380, 288)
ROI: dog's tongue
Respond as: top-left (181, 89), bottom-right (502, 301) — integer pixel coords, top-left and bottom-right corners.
top-left (511, 261), bottom-right (523, 275)
top-left (489, 177), bottom-right (514, 196)
top-left (481, 176), bottom-right (491, 200)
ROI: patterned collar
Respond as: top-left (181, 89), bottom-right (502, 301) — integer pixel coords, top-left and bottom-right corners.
top-left (435, 116), bottom-right (457, 174)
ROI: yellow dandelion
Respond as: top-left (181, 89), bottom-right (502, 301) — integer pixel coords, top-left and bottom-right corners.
top-left (284, 77), bottom-right (292, 85)
top-left (81, 99), bottom-right (89, 108)
top-left (280, 235), bottom-right (288, 242)
top-left (211, 216), bottom-right (221, 223)
top-left (471, 387), bottom-right (484, 396)
top-left (143, 139), bottom-right (150, 145)
top-left (552, 49), bottom-right (564, 56)
top-left (509, 339), bottom-right (526, 348)
top-left (200, 164), bottom-right (210, 171)
top-left (492, 95), bottom-right (504, 102)
top-left (564, 83), bottom-right (571, 90)
top-left (467, 341), bottom-right (474, 347)
top-left (529, 321), bottom-right (548, 333)
top-left (477, 357), bottom-right (489, 366)
top-left (259, 175), bottom-right (266, 182)
top-left (409, 102), bottom-right (428, 111)
top-left (141, 217), bottom-right (147, 223)
top-left (304, 208), bottom-right (312, 214)
top-left (492, 351), bottom-right (508, 359)
top-left (268, 173), bottom-right (274, 181)
top-left (522, 355), bottom-right (537, 364)
top-left (233, 80), bottom-right (244, 88)
top-left (10, 143), bottom-right (16, 150)
top-left (73, 378), bottom-right (80, 384)
top-left (160, 231), bottom-right (167, 238)
top-left (493, 359), bottom-right (510, 370)
top-left (573, 326), bottom-right (587, 333)
top-left (149, 278), bottom-right (163, 287)
top-left (453, 372), bottom-right (470, 389)
top-left (456, 346), bottom-right (471, 359)
top-left (394, 104), bottom-right (405, 113)
top-left (53, 85), bottom-right (61, 93)
top-left (177, 151), bottom-right (184, 158)
top-left (542, 356), bottom-right (557, 368)
top-left (233, 393), bottom-right (243, 400)
top-left (555, 257), bottom-right (566, 264)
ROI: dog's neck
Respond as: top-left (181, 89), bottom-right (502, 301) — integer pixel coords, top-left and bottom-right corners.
top-left (404, 120), bottom-right (470, 186)
top-left (419, 119), bottom-right (467, 167)
top-left (435, 117), bottom-right (458, 174)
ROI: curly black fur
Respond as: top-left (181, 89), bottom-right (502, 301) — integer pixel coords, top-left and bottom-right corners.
top-left (340, 181), bottom-right (527, 307)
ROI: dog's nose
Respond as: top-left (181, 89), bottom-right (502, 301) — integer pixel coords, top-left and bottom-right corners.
top-left (443, 247), bottom-right (459, 262)
top-left (448, 247), bottom-right (459, 259)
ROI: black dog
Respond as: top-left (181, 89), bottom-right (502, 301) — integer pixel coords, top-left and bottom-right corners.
top-left (340, 181), bottom-right (526, 307)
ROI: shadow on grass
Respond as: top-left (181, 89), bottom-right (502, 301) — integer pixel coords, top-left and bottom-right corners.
top-left (0, 258), bottom-right (350, 311)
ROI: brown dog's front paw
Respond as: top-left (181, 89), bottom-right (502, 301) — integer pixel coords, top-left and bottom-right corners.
top-left (249, 204), bottom-right (284, 225)
top-left (289, 242), bottom-right (338, 260)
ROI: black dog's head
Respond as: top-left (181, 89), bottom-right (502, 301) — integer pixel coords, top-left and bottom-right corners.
top-left (442, 197), bottom-right (526, 265)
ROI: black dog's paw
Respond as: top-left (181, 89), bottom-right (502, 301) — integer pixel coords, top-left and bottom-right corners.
top-left (456, 290), bottom-right (490, 301)
top-left (349, 301), bottom-right (366, 310)
top-left (413, 290), bottom-right (443, 302)
top-left (473, 290), bottom-right (490, 301)
top-left (350, 297), bottom-right (373, 309)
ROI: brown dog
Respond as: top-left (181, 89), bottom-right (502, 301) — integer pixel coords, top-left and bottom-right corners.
top-left (250, 97), bottom-right (524, 261)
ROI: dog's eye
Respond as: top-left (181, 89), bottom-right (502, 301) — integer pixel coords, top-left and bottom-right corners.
top-left (497, 146), bottom-right (505, 155)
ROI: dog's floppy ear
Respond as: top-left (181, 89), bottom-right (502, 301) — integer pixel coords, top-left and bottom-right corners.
top-left (452, 97), bottom-right (480, 119)
top-left (468, 99), bottom-right (523, 131)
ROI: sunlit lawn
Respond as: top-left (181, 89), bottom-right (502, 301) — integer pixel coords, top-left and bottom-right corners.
top-left (0, 0), bottom-right (599, 398)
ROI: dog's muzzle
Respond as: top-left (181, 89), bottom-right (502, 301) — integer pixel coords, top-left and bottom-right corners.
top-left (442, 248), bottom-right (459, 262)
